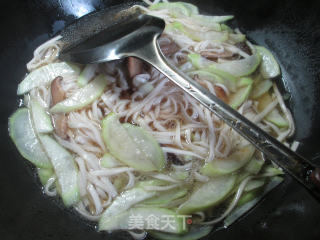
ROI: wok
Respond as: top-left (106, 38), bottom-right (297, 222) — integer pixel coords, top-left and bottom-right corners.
top-left (0, 0), bottom-right (319, 239)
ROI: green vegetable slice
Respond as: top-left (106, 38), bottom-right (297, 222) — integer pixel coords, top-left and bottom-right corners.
top-left (212, 49), bottom-right (261, 77)
top-left (141, 188), bottom-right (188, 206)
top-left (136, 179), bottom-right (168, 188)
top-left (237, 77), bottom-right (253, 88)
top-left (102, 113), bottom-right (165, 172)
top-left (244, 179), bottom-right (265, 192)
top-left (188, 53), bottom-right (209, 69)
top-left (17, 62), bottom-right (79, 95)
top-left (229, 84), bottom-right (252, 109)
top-left (258, 93), bottom-right (288, 127)
top-left (100, 153), bottom-right (121, 168)
top-left (99, 188), bottom-right (156, 229)
top-left (50, 74), bottom-right (109, 113)
top-left (150, 2), bottom-right (198, 17)
top-left (178, 175), bottom-right (236, 214)
top-left (77, 64), bottom-right (98, 87)
top-left (189, 16), bottom-right (222, 31)
top-left (38, 168), bottom-right (54, 186)
top-left (167, 22), bottom-right (228, 42)
top-left (39, 135), bottom-right (80, 206)
top-left (30, 98), bottom-right (53, 133)
top-left (188, 70), bottom-right (237, 92)
top-left (251, 79), bottom-right (273, 99)
top-left (192, 14), bottom-right (234, 23)
top-left (244, 157), bottom-right (264, 175)
top-left (228, 33), bottom-right (246, 43)
top-left (200, 145), bottom-right (255, 177)
top-left (99, 207), bottom-right (185, 233)
top-left (150, 225), bottom-right (213, 240)
top-left (256, 46), bottom-right (280, 79)
top-left (266, 108), bottom-right (289, 128)
top-left (9, 108), bottom-right (52, 168)
top-left (188, 54), bottom-right (238, 92)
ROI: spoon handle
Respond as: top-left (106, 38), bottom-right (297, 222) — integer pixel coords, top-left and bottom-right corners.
top-left (134, 35), bottom-right (320, 200)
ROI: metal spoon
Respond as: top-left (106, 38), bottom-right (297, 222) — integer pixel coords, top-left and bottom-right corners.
top-left (59, 5), bottom-right (320, 199)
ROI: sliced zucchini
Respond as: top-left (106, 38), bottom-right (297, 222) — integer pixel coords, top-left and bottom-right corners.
top-left (141, 188), bottom-right (188, 206)
top-left (266, 108), bottom-right (289, 128)
top-left (150, 225), bottom-right (213, 240)
top-left (213, 50), bottom-right (261, 77)
top-left (229, 84), bottom-right (252, 109)
top-left (9, 108), bottom-right (52, 168)
top-left (136, 179), bottom-right (168, 188)
top-left (179, 2), bottom-right (199, 15)
top-left (38, 168), bottom-right (54, 186)
top-left (99, 187), bottom-right (156, 229)
top-left (168, 22), bottom-right (228, 42)
top-left (251, 79), bottom-right (273, 99)
top-left (228, 33), bottom-right (246, 43)
top-left (221, 24), bottom-right (233, 32)
top-left (99, 207), bottom-right (185, 233)
top-left (188, 53), bottom-right (210, 69)
top-left (189, 70), bottom-right (237, 92)
top-left (100, 153), bottom-right (121, 168)
top-left (187, 29), bottom-right (228, 42)
top-left (256, 46), bottom-right (280, 79)
top-left (30, 99), bottom-right (53, 133)
top-left (77, 64), bottom-right (98, 87)
top-left (17, 62), bottom-right (78, 95)
top-left (39, 135), bottom-right (80, 206)
top-left (150, 2), bottom-right (198, 17)
top-left (178, 175), bottom-right (236, 214)
top-left (258, 93), bottom-right (289, 127)
top-left (192, 14), bottom-right (234, 24)
top-left (170, 171), bottom-right (189, 181)
top-left (236, 190), bottom-right (259, 207)
top-left (237, 77), bottom-right (253, 88)
top-left (102, 113), bottom-right (165, 172)
top-left (190, 16), bottom-right (222, 31)
top-left (263, 165), bottom-right (284, 176)
top-left (244, 179), bottom-right (265, 192)
top-left (200, 145), bottom-right (255, 177)
top-left (245, 157), bottom-right (264, 175)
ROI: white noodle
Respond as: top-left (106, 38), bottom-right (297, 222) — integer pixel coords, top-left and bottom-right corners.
top-left (44, 177), bottom-right (57, 197)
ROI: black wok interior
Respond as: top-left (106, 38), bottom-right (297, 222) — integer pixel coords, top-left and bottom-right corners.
top-left (0, 0), bottom-right (319, 239)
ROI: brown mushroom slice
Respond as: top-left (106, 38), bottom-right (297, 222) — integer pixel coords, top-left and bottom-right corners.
top-left (52, 114), bottom-right (69, 140)
top-left (159, 40), bottom-right (180, 57)
top-left (127, 57), bottom-right (144, 79)
top-left (214, 85), bottom-right (228, 102)
top-left (235, 42), bottom-right (252, 56)
top-left (200, 50), bottom-right (235, 61)
top-left (51, 76), bottom-right (65, 106)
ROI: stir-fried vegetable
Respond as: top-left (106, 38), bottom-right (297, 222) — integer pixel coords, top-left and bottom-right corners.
top-left (17, 62), bottom-right (80, 95)
top-left (30, 98), bottom-right (53, 133)
top-left (40, 135), bottom-right (80, 206)
top-left (200, 145), bottom-right (255, 176)
top-left (178, 175), bottom-right (236, 214)
top-left (102, 113), bottom-right (165, 172)
top-left (9, 108), bottom-right (52, 168)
